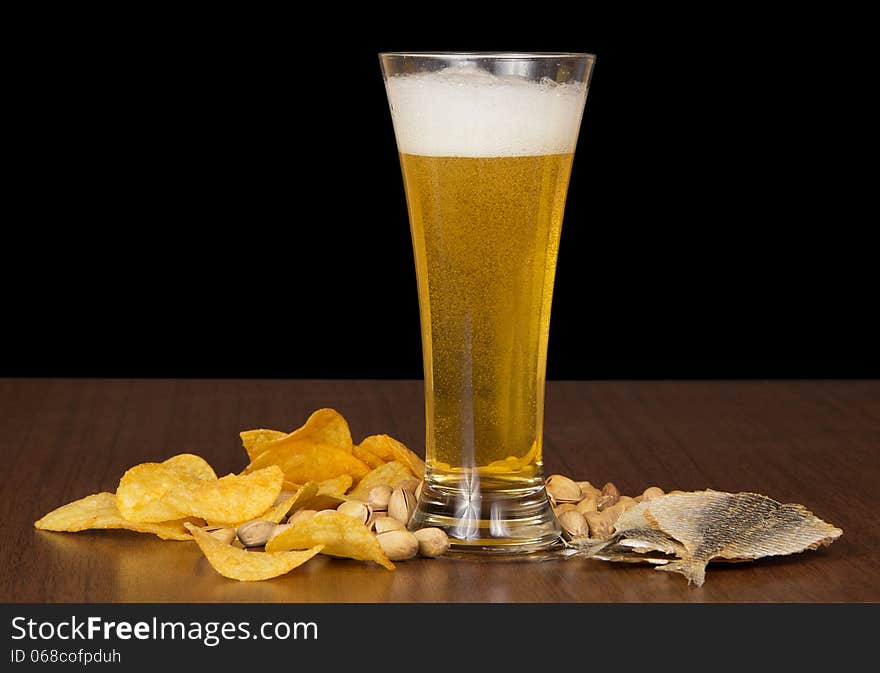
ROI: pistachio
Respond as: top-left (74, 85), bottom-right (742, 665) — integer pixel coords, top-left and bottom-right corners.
top-left (575, 496), bottom-right (598, 515)
top-left (336, 500), bottom-right (373, 525)
top-left (236, 520), bottom-right (277, 548)
top-left (413, 527), bottom-right (450, 557)
top-left (399, 477), bottom-right (421, 495)
top-left (641, 486), bottom-right (665, 501)
top-left (414, 481), bottom-right (423, 502)
top-left (388, 486), bottom-right (416, 525)
top-left (367, 485), bottom-right (393, 511)
top-left (554, 503), bottom-right (577, 516)
top-left (558, 510), bottom-right (589, 539)
top-left (373, 516), bottom-right (406, 534)
top-left (545, 474), bottom-right (582, 503)
top-left (584, 510), bottom-right (616, 539)
top-left (602, 496), bottom-right (637, 521)
top-left (204, 526), bottom-right (235, 545)
top-left (597, 482), bottom-right (620, 511)
top-left (616, 495), bottom-right (638, 511)
top-left (287, 509), bottom-right (318, 525)
top-left (377, 529), bottom-right (419, 561)
top-left (596, 495), bottom-right (616, 510)
top-left (577, 481), bottom-right (602, 498)
top-left (267, 523), bottom-right (291, 543)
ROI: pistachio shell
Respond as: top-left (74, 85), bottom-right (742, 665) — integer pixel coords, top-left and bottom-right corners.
top-left (288, 509), bottom-right (318, 525)
top-left (399, 477), bottom-right (421, 494)
top-left (336, 500), bottom-right (372, 525)
top-left (413, 527), bottom-right (450, 557)
top-left (576, 496), bottom-right (598, 515)
top-left (388, 487), bottom-right (416, 525)
top-left (546, 475), bottom-right (582, 503)
top-left (584, 511), bottom-right (616, 539)
top-left (236, 520), bottom-right (277, 548)
top-left (373, 516), bottom-right (406, 534)
top-left (376, 529), bottom-right (419, 561)
top-left (367, 485), bottom-right (393, 510)
top-left (558, 510), bottom-right (589, 539)
top-left (205, 526), bottom-right (235, 545)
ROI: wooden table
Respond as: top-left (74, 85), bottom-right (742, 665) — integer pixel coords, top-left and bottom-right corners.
top-left (1, 379), bottom-right (876, 603)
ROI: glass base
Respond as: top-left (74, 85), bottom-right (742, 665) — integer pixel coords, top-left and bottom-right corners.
top-left (409, 476), bottom-right (561, 554)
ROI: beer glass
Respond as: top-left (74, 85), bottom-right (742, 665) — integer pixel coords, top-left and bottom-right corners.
top-left (380, 52), bottom-right (595, 553)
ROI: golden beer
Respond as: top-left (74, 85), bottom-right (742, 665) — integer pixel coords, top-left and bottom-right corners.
top-left (382, 53), bottom-right (594, 552)
top-left (401, 153), bottom-right (573, 477)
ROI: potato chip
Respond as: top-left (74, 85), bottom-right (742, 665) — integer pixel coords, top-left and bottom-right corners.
top-left (296, 475), bottom-right (355, 510)
top-left (180, 466), bottom-right (284, 527)
top-left (387, 439), bottom-right (426, 480)
top-left (161, 453), bottom-right (217, 481)
top-left (186, 523), bottom-right (323, 581)
top-left (357, 434), bottom-right (397, 462)
top-left (353, 444), bottom-right (386, 470)
top-left (265, 511), bottom-right (394, 570)
top-left (35, 493), bottom-right (199, 541)
top-left (347, 461), bottom-right (415, 501)
top-left (289, 408), bottom-right (353, 450)
top-left (240, 429), bottom-right (287, 462)
top-left (259, 482), bottom-right (319, 524)
top-left (244, 409), bottom-right (354, 471)
top-left (119, 458), bottom-right (283, 526)
top-left (116, 456), bottom-right (217, 523)
top-left (250, 443), bottom-right (370, 485)
top-left (318, 474), bottom-right (352, 496)
top-left (358, 435), bottom-right (425, 479)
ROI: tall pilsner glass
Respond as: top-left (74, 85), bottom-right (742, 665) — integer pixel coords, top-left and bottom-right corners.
top-left (380, 52), bottom-right (595, 553)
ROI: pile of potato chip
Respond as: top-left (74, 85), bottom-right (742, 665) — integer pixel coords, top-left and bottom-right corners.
top-left (35, 409), bottom-right (427, 581)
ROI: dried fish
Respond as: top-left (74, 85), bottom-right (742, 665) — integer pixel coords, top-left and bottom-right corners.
top-left (568, 490), bottom-right (842, 586)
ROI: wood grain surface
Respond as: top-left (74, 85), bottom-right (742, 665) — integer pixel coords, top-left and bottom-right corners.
top-left (1, 379), bottom-right (877, 603)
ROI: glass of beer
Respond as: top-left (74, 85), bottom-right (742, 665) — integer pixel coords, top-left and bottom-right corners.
top-left (380, 52), bottom-right (595, 553)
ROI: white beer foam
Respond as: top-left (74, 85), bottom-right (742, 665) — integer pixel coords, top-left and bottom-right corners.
top-left (385, 64), bottom-right (587, 157)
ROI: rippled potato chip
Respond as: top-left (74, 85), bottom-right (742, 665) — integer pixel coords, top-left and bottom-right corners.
top-left (116, 456), bottom-right (217, 523)
top-left (118, 457), bottom-right (283, 526)
top-left (388, 440), bottom-right (425, 479)
top-left (282, 477), bottom-right (354, 511)
top-left (347, 461), bottom-right (415, 501)
top-left (353, 444), bottom-right (386, 470)
top-left (161, 453), bottom-right (218, 481)
top-left (265, 511), bottom-right (394, 570)
top-left (240, 429), bottom-right (287, 462)
top-left (357, 435), bottom-right (397, 462)
top-left (318, 474), bottom-right (352, 496)
top-left (359, 435), bottom-right (425, 479)
top-left (35, 493), bottom-right (200, 540)
top-left (186, 523), bottom-right (323, 581)
top-left (251, 443), bottom-right (369, 485)
top-left (244, 409), bottom-right (354, 470)
top-left (305, 475), bottom-right (355, 510)
top-left (183, 466), bottom-right (284, 527)
top-left (290, 408), bottom-right (353, 450)
top-left (260, 482), bottom-right (320, 524)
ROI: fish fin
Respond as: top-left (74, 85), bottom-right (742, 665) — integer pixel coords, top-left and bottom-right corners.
top-left (655, 559), bottom-right (707, 587)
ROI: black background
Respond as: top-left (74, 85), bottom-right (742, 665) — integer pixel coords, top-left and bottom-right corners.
top-left (4, 8), bottom-right (873, 379)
